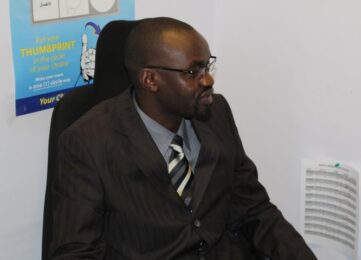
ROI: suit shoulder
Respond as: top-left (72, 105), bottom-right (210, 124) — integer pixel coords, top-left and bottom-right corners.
top-left (210, 93), bottom-right (233, 116)
top-left (61, 94), bottom-right (122, 141)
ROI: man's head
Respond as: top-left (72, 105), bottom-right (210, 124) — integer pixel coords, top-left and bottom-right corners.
top-left (124, 17), bottom-right (215, 129)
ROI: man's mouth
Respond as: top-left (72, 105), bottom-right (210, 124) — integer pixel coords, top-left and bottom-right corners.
top-left (199, 89), bottom-right (214, 105)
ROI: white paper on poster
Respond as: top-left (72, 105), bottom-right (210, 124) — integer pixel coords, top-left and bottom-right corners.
top-left (33, 0), bottom-right (60, 21)
top-left (300, 160), bottom-right (359, 260)
top-left (59, 0), bottom-right (90, 18)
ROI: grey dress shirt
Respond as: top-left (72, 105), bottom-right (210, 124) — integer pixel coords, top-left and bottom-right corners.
top-left (133, 95), bottom-right (201, 171)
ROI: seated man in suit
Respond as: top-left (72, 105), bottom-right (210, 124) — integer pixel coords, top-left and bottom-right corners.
top-left (50, 17), bottom-right (317, 259)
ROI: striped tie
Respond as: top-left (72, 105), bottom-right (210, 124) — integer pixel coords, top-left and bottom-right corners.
top-left (168, 135), bottom-right (193, 208)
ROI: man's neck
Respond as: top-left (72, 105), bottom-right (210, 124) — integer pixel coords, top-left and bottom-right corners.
top-left (133, 92), bottom-right (182, 133)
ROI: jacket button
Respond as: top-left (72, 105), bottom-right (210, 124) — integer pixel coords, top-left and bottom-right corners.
top-left (194, 219), bottom-right (201, 228)
top-left (184, 196), bottom-right (191, 205)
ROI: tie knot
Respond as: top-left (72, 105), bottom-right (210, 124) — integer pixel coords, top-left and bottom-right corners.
top-left (171, 135), bottom-right (183, 147)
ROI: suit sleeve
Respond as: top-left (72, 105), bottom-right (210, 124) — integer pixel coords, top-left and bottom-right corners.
top-left (219, 95), bottom-right (317, 260)
top-left (49, 130), bottom-right (106, 259)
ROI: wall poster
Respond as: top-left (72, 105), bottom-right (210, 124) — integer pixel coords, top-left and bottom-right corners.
top-left (9, 0), bottom-right (135, 116)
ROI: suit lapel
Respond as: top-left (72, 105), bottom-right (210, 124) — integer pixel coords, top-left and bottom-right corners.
top-left (111, 89), bottom-right (182, 206)
top-left (191, 119), bottom-right (219, 214)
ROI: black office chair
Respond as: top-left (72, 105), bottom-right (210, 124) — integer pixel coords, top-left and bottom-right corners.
top-left (42, 19), bottom-right (140, 260)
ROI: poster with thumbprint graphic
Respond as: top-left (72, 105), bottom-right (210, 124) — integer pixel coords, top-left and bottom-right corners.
top-left (9, 0), bottom-right (134, 116)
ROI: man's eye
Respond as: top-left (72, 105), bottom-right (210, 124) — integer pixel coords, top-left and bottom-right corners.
top-left (187, 69), bottom-right (199, 75)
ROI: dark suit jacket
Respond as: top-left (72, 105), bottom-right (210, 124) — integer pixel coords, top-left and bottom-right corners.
top-left (50, 87), bottom-right (316, 259)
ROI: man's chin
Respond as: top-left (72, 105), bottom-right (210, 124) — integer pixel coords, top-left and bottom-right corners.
top-left (194, 105), bottom-right (212, 121)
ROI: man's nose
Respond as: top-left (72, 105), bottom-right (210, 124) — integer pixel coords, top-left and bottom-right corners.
top-left (199, 71), bottom-right (214, 87)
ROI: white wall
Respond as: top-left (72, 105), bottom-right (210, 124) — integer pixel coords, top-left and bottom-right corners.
top-left (0, 1), bottom-right (214, 259)
top-left (0, 1), bottom-right (53, 259)
top-left (214, 1), bottom-right (361, 259)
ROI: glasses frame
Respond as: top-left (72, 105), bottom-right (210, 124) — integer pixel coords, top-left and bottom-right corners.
top-left (146, 55), bottom-right (217, 79)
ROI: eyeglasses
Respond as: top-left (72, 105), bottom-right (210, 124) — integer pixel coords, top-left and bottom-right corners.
top-left (146, 55), bottom-right (217, 80)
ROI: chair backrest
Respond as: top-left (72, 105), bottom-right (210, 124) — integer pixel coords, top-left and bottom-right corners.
top-left (42, 19), bottom-right (139, 260)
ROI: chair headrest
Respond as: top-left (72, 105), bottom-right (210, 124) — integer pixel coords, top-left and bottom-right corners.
top-left (93, 19), bottom-right (140, 101)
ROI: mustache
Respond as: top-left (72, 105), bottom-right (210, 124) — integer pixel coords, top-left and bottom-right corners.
top-left (199, 88), bottom-right (214, 98)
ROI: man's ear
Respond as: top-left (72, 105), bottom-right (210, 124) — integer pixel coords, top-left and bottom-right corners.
top-left (139, 69), bottom-right (159, 93)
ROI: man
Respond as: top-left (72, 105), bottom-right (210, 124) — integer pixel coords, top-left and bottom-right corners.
top-left (50, 17), bottom-right (317, 259)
